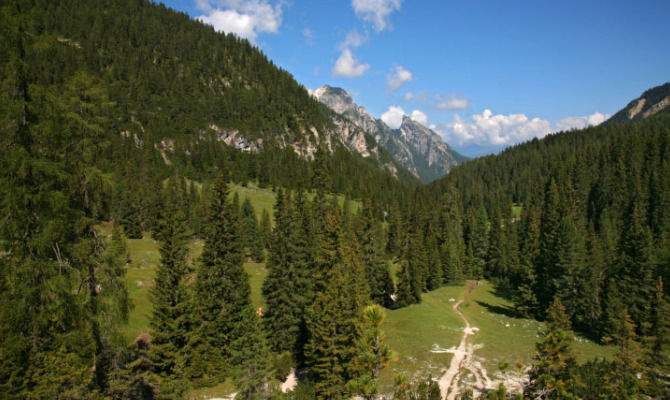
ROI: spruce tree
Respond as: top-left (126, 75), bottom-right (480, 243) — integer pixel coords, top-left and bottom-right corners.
top-left (259, 208), bottom-right (272, 250)
top-left (305, 211), bottom-right (363, 399)
top-left (149, 190), bottom-right (191, 377)
top-left (536, 178), bottom-right (564, 313)
top-left (186, 173), bottom-right (250, 384)
top-left (241, 198), bottom-right (264, 262)
top-left (358, 200), bottom-right (394, 307)
top-left (472, 207), bottom-right (489, 279)
top-left (262, 189), bottom-right (302, 355)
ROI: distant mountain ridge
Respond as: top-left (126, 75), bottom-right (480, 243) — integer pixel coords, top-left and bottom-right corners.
top-left (311, 85), bottom-right (467, 182)
top-left (606, 82), bottom-right (670, 124)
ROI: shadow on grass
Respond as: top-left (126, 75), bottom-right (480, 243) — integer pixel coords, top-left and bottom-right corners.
top-left (475, 300), bottom-right (519, 319)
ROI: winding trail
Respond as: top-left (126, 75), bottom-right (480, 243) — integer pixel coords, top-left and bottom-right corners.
top-left (435, 299), bottom-right (478, 400)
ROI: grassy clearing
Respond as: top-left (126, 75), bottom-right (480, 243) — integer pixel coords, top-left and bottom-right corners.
top-left (382, 286), bottom-right (464, 387)
top-left (380, 281), bottom-right (614, 390)
top-left (456, 281), bottom-right (613, 369)
top-left (121, 232), bottom-right (268, 342)
top-left (231, 183), bottom-right (277, 221)
top-left (188, 379), bottom-right (236, 400)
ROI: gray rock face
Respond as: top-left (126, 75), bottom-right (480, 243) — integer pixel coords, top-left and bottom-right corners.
top-left (606, 82), bottom-right (670, 125)
top-left (311, 85), bottom-right (467, 182)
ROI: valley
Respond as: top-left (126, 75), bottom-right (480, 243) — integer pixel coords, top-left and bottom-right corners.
top-left (111, 220), bottom-right (613, 399)
top-left (2, 1), bottom-right (669, 399)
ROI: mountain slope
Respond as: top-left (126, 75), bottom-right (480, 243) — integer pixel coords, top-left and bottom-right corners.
top-left (311, 85), bottom-right (467, 182)
top-left (1, 0), bottom-right (417, 203)
top-left (606, 82), bottom-right (670, 124)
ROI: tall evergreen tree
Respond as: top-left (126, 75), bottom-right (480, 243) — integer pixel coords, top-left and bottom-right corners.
top-left (186, 173), bottom-right (250, 384)
top-left (357, 200), bottom-right (394, 307)
top-left (526, 297), bottom-right (577, 399)
top-left (241, 198), bottom-right (264, 262)
top-left (262, 190), bottom-right (301, 355)
top-left (149, 189), bottom-right (191, 377)
top-left (346, 305), bottom-right (393, 400)
top-left (305, 211), bottom-right (363, 399)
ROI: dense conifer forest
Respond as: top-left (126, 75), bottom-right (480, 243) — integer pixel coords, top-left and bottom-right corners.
top-left (1, 0), bottom-right (668, 399)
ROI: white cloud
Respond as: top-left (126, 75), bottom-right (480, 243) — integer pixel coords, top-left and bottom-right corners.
top-left (555, 112), bottom-right (610, 131)
top-left (303, 28), bottom-right (314, 45)
top-left (387, 65), bottom-right (413, 91)
top-left (197, 0), bottom-right (283, 43)
top-left (351, 0), bottom-right (402, 32)
top-left (381, 105), bottom-right (406, 129)
top-left (431, 94), bottom-right (469, 110)
top-left (339, 29), bottom-right (368, 50)
top-left (332, 48), bottom-right (370, 78)
top-left (410, 109), bottom-right (428, 125)
top-left (442, 109), bottom-right (551, 146)
top-left (403, 92), bottom-right (414, 101)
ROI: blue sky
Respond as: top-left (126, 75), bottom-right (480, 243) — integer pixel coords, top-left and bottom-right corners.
top-left (160, 0), bottom-right (670, 157)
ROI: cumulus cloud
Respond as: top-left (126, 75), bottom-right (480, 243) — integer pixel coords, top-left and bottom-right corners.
top-left (351, 0), bottom-right (402, 32)
top-left (555, 112), bottom-right (610, 131)
top-left (442, 109), bottom-right (551, 146)
top-left (403, 92), bottom-right (414, 101)
top-left (197, 0), bottom-right (283, 43)
top-left (332, 48), bottom-right (370, 78)
top-left (410, 109), bottom-right (428, 125)
top-left (387, 65), bottom-right (413, 91)
top-left (431, 94), bottom-right (469, 110)
top-left (339, 29), bottom-right (368, 50)
top-left (381, 105), bottom-right (406, 129)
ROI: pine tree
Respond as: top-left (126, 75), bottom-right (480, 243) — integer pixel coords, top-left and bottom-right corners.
top-left (149, 190), bottom-right (191, 377)
top-left (346, 305), bottom-right (393, 400)
top-left (526, 297), bottom-right (577, 399)
top-left (604, 309), bottom-right (648, 399)
top-left (186, 173), bottom-right (250, 384)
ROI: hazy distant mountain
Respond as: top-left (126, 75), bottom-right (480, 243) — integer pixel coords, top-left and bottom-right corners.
top-left (311, 85), bottom-right (466, 182)
top-left (606, 82), bottom-right (670, 125)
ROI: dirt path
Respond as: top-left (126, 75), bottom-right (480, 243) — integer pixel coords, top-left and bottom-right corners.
top-left (435, 299), bottom-right (479, 400)
top-left (433, 285), bottom-right (527, 399)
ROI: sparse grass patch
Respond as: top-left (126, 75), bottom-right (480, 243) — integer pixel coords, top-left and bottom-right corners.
top-left (188, 379), bottom-right (236, 400)
top-left (123, 233), bottom-right (160, 341)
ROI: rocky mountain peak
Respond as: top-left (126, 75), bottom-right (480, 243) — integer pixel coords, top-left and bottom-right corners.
top-left (606, 82), bottom-right (670, 125)
top-left (312, 85), bottom-right (467, 182)
top-left (312, 85), bottom-right (356, 114)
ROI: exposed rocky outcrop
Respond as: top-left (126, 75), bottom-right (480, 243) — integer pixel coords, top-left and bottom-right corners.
top-left (606, 82), bottom-right (670, 125)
